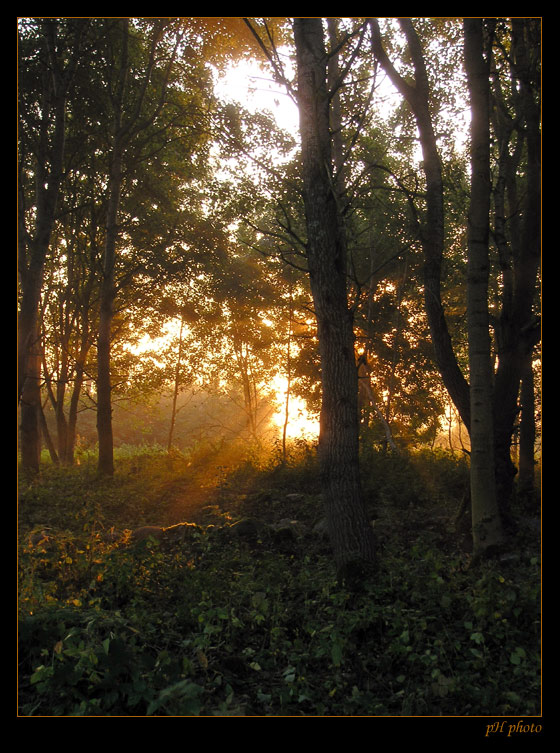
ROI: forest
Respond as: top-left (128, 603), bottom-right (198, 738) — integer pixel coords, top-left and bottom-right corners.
top-left (18, 17), bottom-right (541, 720)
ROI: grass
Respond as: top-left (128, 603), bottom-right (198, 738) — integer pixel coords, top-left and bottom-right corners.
top-left (17, 441), bottom-right (541, 717)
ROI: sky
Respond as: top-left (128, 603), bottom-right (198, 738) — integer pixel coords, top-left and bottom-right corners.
top-left (212, 57), bottom-right (300, 139)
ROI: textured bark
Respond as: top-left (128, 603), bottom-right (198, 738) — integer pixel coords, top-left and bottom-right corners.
top-left (464, 18), bottom-right (504, 558)
top-left (294, 18), bottom-right (376, 578)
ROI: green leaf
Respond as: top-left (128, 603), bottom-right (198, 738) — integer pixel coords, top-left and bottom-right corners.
top-left (510, 647), bottom-right (526, 665)
top-left (331, 641), bottom-right (343, 667)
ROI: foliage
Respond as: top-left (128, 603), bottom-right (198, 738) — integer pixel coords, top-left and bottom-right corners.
top-left (18, 446), bottom-right (540, 716)
top-left (18, 17), bottom-right (541, 716)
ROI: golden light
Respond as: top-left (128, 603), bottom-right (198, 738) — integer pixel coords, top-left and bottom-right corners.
top-left (270, 375), bottom-right (319, 439)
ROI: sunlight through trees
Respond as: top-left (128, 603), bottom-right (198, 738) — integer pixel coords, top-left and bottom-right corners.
top-left (19, 16), bottom-right (540, 566)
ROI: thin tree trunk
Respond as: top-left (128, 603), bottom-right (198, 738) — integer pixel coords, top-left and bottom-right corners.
top-left (18, 20), bottom-right (70, 472)
top-left (517, 359), bottom-right (536, 506)
top-left (358, 357), bottom-right (397, 452)
top-left (96, 147), bottom-right (122, 476)
top-left (167, 316), bottom-right (185, 453)
top-left (38, 399), bottom-right (59, 465)
top-left (282, 295), bottom-right (293, 464)
top-left (294, 17), bottom-right (376, 581)
top-left (491, 18), bottom-right (541, 520)
top-left (385, 256), bottom-right (408, 427)
top-left (19, 320), bottom-right (43, 472)
top-left (464, 18), bottom-right (504, 558)
top-left (370, 18), bottom-right (471, 431)
top-left (96, 19), bottom-right (129, 476)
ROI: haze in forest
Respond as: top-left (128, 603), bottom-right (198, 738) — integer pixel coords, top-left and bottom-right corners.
top-left (18, 17), bottom-right (541, 719)
top-left (18, 16), bottom-right (540, 559)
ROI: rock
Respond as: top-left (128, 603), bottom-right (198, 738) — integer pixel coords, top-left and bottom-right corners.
top-left (312, 518), bottom-right (330, 539)
top-left (270, 518), bottom-right (305, 541)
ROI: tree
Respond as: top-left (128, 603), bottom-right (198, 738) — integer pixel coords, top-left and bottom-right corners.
top-left (92, 18), bottom-right (209, 475)
top-left (369, 18), bottom-right (471, 432)
top-left (489, 18), bottom-right (541, 514)
top-left (293, 18), bottom-right (376, 579)
top-left (40, 196), bottom-right (100, 465)
top-left (464, 18), bottom-right (504, 558)
top-left (18, 18), bottom-right (88, 472)
top-left (369, 18), bottom-right (540, 538)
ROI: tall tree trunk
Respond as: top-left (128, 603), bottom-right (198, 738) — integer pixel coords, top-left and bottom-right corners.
top-left (18, 20), bottom-right (70, 472)
top-left (19, 319), bottom-right (43, 472)
top-left (167, 316), bottom-right (185, 453)
top-left (94, 18), bottom-right (179, 473)
top-left (96, 19), bottom-right (129, 476)
top-left (370, 18), bottom-right (540, 531)
top-left (294, 17), bottom-right (376, 580)
top-left (464, 18), bottom-right (504, 558)
top-left (370, 18), bottom-right (471, 431)
top-left (281, 294), bottom-right (294, 465)
top-left (491, 18), bottom-right (541, 520)
top-left (96, 145), bottom-right (123, 476)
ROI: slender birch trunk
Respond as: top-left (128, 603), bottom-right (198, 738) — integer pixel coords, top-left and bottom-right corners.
top-left (464, 18), bottom-right (504, 558)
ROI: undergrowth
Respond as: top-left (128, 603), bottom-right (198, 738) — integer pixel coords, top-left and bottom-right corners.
top-left (18, 442), bottom-right (541, 717)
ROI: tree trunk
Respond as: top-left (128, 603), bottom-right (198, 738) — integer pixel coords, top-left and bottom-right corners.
top-left (19, 319), bottom-right (43, 473)
top-left (167, 316), bottom-right (185, 453)
top-left (96, 146), bottom-right (122, 476)
top-left (464, 18), bottom-right (504, 558)
top-left (491, 18), bottom-right (541, 521)
top-left (370, 18), bottom-right (540, 531)
top-left (517, 359), bottom-right (537, 507)
top-left (281, 294), bottom-right (294, 465)
top-left (18, 20), bottom-right (70, 472)
top-left (369, 18), bottom-right (471, 431)
top-left (294, 18), bottom-right (376, 580)
top-left (96, 19), bottom-right (129, 476)
top-left (38, 398), bottom-right (59, 465)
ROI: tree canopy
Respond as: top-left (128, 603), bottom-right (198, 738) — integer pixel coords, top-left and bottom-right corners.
top-left (19, 16), bottom-right (541, 562)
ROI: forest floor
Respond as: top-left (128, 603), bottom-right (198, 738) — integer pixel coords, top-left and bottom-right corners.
top-left (18, 442), bottom-right (541, 720)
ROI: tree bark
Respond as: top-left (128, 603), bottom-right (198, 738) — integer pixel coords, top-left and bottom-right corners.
top-left (167, 316), bottom-right (185, 453)
top-left (491, 18), bottom-right (541, 520)
top-left (18, 20), bottom-right (73, 472)
top-left (370, 18), bottom-right (540, 530)
top-left (96, 19), bottom-right (129, 476)
top-left (95, 18), bottom-right (180, 474)
top-left (464, 18), bottom-right (504, 558)
top-left (369, 18), bottom-right (471, 431)
top-left (96, 142), bottom-right (123, 476)
top-left (294, 18), bottom-right (376, 580)
top-left (517, 360), bottom-right (537, 506)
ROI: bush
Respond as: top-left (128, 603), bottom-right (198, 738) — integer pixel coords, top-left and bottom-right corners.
top-left (18, 445), bottom-right (540, 716)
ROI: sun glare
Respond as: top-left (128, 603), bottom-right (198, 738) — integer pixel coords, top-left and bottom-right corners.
top-left (270, 376), bottom-right (319, 440)
top-left (213, 57), bottom-right (300, 139)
